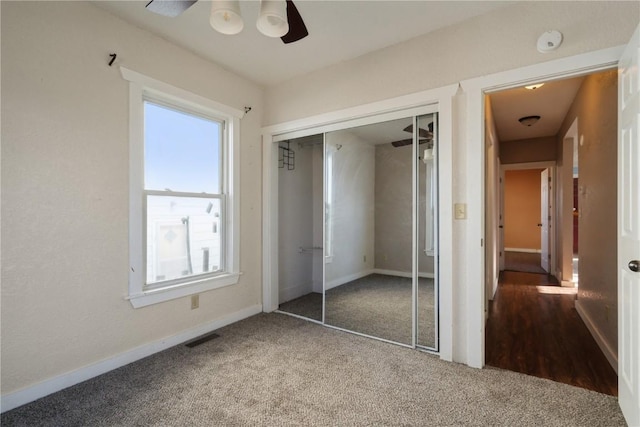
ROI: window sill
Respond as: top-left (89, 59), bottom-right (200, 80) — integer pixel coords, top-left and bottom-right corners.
top-left (127, 272), bottom-right (241, 308)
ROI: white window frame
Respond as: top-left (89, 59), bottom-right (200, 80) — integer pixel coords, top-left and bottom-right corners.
top-left (121, 67), bottom-right (242, 308)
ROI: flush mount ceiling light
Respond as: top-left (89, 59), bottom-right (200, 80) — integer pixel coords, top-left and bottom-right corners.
top-left (525, 83), bottom-right (545, 90)
top-left (519, 115), bottom-right (541, 127)
top-left (537, 30), bottom-right (563, 53)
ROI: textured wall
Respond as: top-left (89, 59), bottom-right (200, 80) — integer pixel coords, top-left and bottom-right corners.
top-left (1, 1), bottom-right (263, 395)
top-left (264, 2), bottom-right (639, 126)
top-left (557, 70), bottom-right (619, 357)
top-left (500, 136), bottom-right (557, 164)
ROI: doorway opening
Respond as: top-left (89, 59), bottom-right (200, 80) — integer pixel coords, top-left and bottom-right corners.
top-left (484, 69), bottom-right (619, 395)
top-left (501, 166), bottom-right (553, 275)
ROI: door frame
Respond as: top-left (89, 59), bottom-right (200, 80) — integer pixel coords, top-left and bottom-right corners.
top-left (500, 161), bottom-right (557, 276)
top-left (460, 45), bottom-right (624, 369)
top-left (261, 84), bottom-right (458, 362)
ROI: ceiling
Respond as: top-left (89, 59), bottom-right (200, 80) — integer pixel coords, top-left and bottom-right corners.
top-left (289, 78), bottom-right (586, 147)
top-left (94, 0), bottom-right (514, 87)
top-left (94, 0), bottom-right (583, 143)
top-left (489, 76), bottom-right (585, 142)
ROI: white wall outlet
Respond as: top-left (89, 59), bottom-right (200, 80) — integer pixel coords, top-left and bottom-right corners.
top-left (454, 203), bottom-right (467, 220)
top-left (191, 294), bottom-right (199, 310)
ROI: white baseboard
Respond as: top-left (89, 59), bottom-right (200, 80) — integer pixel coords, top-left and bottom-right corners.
top-left (0, 304), bottom-right (262, 413)
top-left (326, 270), bottom-right (374, 290)
top-left (505, 247), bottom-right (541, 254)
top-left (279, 282), bottom-right (313, 303)
top-left (575, 300), bottom-right (617, 373)
top-left (326, 269), bottom-right (436, 291)
top-left (373, 269), bottom-right (435, 279)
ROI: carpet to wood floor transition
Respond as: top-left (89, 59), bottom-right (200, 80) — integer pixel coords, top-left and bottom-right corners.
top-left (2, 313), bottom-right (625, 426)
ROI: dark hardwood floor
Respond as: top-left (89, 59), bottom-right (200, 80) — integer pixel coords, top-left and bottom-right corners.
top-left (485, 271), bottom-right (618, 396)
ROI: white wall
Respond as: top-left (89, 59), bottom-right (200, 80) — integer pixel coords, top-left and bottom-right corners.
top-left (324, 131), bottom-right (375, 288)
top-left (263, 1), bottom-right (639, 365)
top-left (1, 1), bottom-right (263, 398)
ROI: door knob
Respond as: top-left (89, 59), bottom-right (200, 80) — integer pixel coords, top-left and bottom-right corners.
top-left (629, 260), bottom-right (640, 273)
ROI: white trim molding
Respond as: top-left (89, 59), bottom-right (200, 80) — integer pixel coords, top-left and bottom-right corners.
top-left (460, 45), bottom-right (624, 369)
top-left (262, 83), bottom-right (458, 363)
top-left (0, 304), bottom-right (262, 413)
top-left (120, 67), bottom-right (242, 308)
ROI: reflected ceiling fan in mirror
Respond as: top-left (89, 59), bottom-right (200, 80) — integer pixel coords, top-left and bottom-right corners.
top-left (390, 123), bottom-right (434, 148)
top-left (145, 0), bottom-right (308, 44)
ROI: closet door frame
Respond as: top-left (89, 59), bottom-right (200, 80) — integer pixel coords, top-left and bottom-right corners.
top-left (262, 84), bottom-right (457, 361)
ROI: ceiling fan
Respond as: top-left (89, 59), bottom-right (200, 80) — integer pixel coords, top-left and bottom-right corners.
top-left (145, 0), bottom-right (309, 44)
top-left (390, 123), bottom-right (434, 148)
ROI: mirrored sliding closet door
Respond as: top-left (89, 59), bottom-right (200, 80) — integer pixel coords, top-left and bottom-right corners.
top-left (323, 112), bottom-right (439, 349)
top-left (324, 118), bottom-right (413, 345)
top-left (275, 109), bottom-right (439, 352)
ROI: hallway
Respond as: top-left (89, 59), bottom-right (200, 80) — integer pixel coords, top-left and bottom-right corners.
top-left (485, 271), bottom-right (617, 395)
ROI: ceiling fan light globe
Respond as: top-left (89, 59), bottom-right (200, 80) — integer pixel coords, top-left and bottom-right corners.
top-left (210, 0), bottom-right (244, 35)
top-left (257, 0), bottom-right (289, 38)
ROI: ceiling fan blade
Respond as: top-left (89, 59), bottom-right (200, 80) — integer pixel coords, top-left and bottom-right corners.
top-left (402, 124), bottom-right (433, 139)
top-left (145, 0), bottom-right (197, 17)
top-left (281, 0), bottom-right (308, 44)
top-left (390, 138), bottom-right (431, 148)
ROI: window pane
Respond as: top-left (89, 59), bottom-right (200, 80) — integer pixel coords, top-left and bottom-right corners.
top-left (146, 195), bottom-right (222, 285)
top-left (144, 101), bottom-right (221, 193)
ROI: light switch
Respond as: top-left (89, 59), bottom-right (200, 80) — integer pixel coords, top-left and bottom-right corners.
top-left (454, 203), bottom-right (467, 220)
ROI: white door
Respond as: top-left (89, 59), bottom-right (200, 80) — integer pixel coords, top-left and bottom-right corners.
top-left (618, 23), bottom-right (640, 426)
top-left (541, 168), bottom-right (550, 273)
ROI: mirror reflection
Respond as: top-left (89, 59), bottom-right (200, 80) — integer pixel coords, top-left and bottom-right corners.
top-left (276, 112), bottom-right (438, 349)
top-left (417, 114), bottom-right (438, 350)
top-left (277, 134), bottom-right (324, 321)
top-left (324, 116), bottom-right (437, 345)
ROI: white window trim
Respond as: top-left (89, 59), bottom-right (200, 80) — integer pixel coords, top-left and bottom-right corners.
top-left (121, 67), bottom-right (242, 308)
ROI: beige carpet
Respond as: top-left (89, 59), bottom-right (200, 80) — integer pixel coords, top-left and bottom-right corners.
top-left (1, 313), bottom-right (625, 426)
top-left (279, 274), bottom-right (436, 347)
